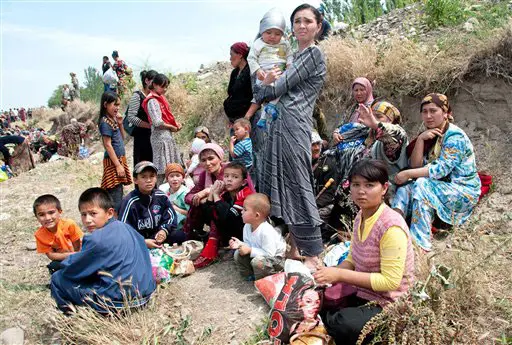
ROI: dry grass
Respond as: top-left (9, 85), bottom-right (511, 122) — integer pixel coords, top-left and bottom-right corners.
top-left (320, 22), bottom-right (512, 118)
top-left (31, 100), bottom-right (99, 133)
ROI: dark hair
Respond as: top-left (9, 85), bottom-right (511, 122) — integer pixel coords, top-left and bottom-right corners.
top-left (78, 187), bottom-right (114, 211)
top-left (224, 161), bottom-right (248, 179)
top-left (140, 70), bottom-right (158, 89)
top-left (149, 73), bottom-right (170, 90)
top-left (98, 91), bottom-right (120, 125)
top-left (290, 4), bottom-right (322, 28)
top-left (33, 194), bottom-right (62, 215)
top-left (348, 159), bottom-right (389, 185)
top-left (102, 56), bottom-right (109, 60)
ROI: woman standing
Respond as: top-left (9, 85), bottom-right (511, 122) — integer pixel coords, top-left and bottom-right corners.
top-left (255, 4), bottom-right (326, 269)
top-left (142, 73), bottom-right (182, 185)
top-left (392, 93), bottom-right (481, 251)
top-left (126, 70), bottom-right (157, 167)
top-left (223, 42), bottom-right (253, 124)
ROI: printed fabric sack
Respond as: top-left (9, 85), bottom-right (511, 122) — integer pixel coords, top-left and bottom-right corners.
top-left (255, 272), bottom-right (286, 307)
top-left (149, 248), bottom-right (174, 284)
top-left (268, 273), bottom-right (330, 344)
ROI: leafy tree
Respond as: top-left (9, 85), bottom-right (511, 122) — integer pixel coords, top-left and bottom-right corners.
top-left (80, 66), bottom-right (104, 103)
top-left (47, 85), bottom-right (65, 108)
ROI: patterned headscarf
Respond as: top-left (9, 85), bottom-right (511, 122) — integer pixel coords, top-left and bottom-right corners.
top-left (421, 93), bottom-right (453, 121)
top-left (371, 101), bottom-right (401, 124)
top-left (230, 42), bottom-right (249, 59)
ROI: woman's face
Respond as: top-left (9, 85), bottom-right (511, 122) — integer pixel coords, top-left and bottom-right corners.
top-left (352, 84), bottom-right (368, 103)
top-left (299, 289), bottom-right (320, 320)
top-left (195, 131), bottom-right (209, 142)
top-left (200, 150), bottom-right (222, 174)
top-left (292, 9), bottom-right (321, 46)
top-left (230, 49), bottom-right (243, 68)
top-left (350, 175), bottom-right (388, 210)
top-left (153, 83), bottom-right (168, 96)
top-left (421, 103), bottom-right (447, 129)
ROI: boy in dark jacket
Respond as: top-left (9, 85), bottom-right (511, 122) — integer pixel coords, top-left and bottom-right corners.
top-left (118, 161), bottom-right (186, 249)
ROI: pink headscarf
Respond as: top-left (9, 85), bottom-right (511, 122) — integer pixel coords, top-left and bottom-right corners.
top-left (350, 77), bottom-right (374, 123)
top-left (199, 143), bottom-right (225, 188)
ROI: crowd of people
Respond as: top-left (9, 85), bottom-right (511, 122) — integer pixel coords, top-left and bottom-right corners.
top-left (27, 4), bottom-right (484, 344)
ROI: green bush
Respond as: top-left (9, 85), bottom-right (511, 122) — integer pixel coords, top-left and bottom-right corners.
top-left (424, 0), bottom-right (466, 28)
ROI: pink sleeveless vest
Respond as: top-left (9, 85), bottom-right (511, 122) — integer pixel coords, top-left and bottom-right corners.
top-left (351, 204), bottom-right (415, 306)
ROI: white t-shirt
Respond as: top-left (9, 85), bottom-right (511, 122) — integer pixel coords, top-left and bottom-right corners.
top-left (242, 221), bottom-right (286, 258)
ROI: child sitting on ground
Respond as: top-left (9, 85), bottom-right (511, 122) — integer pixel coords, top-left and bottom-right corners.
top-left (229, 118), bottom-right (253, 169)
top-left (229, 193), bottom-right (286, 280)
top-left (119, 161), bottom-right (186, 249)
top-left (185, 137), bottom-right (206, 187)
top-left (33, 194), bottom-right (83, 274)
top-left (246, 8), bottom-right (293, 129)
top-left (159, 163), bottom-right (190, 231)
top-left (206, 161), bottom-right (254, 248)
top-left (51, 188), bottom-right (156, 313)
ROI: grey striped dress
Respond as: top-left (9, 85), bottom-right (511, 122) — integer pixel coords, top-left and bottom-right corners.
top-left (255, 45), bottom-right (326, 256)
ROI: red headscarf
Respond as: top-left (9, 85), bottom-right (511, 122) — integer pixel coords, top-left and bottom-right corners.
top-left (230, 42), bottom-right (249, 59)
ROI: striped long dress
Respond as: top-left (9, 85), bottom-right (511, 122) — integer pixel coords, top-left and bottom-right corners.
top-left (255, 45), bottom-right (326, 256)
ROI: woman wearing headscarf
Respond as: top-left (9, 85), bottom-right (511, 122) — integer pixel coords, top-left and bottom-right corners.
top-left (194, 126), bottom-right (211, 143)
top-left (223, 42), bottom-right (253, 124)
top-left (255, 4), bottom-right (326, 269)
top-left (392, 93), bottom-right (481, 251)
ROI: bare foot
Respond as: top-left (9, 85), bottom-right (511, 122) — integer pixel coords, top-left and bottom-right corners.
top-left (285, 236), bottom-right (304, 260)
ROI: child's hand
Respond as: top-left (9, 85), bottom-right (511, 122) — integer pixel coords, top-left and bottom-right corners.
top-left (155, 230), bottom-right (167, 244)
top-left (229, 237), bottom-right (242, 250)
top-left (116, 115), bottom-right (124, 126)
top-left (145, 239), bottom-right (162, 249)
top-left (116, 165), bottom-right (126, 178)
top-left (239, 244), bottom-right (251, 256)
top-left (230, 136), bottom-right (237, 144)
top-left (176, 122), bottom-right (183, 131)
top-left (256, 69), bottom-right (266, 81)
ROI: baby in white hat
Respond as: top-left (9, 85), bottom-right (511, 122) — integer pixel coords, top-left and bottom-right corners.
top-left (247, 8), bottom-right (293, 130)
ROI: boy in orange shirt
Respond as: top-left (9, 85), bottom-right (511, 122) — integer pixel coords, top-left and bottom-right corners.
top-left (33, 194), bottom-right (83, 274)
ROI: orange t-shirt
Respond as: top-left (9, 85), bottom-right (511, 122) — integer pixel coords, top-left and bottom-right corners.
top-left (34, 218), bottom-right (83, 254)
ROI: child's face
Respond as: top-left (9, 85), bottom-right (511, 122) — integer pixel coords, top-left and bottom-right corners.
top-left (134, 169), bottom-right (157, 195)
top-left (224, 167), bottom-right (245, 192)
top-left (375, 111), bottom-right (391, 123)
top-left (167, 172), bottom-right (184, 191)
top-left (242, 201), bottom-right (259, 224)
top-left (262, 28), bottom-right (283, 45)
top-left (350, 175), bottom-right (388, 210)
top-left (153, 83), bottom-right (168, 96)
top-left (35, 203), bottom-right (62, 231)
top-left (79, 202), bottom-right (114, 232)
top-left (104, 99), bottom-right (121, 118)
top-left (233, 124), bottom-right (249, 140)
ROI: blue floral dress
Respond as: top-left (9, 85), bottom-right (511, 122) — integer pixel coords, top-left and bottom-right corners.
top-left (392, 124), bottom-right (481, 251)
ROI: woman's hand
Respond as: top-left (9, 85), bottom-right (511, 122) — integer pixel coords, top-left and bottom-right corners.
top-left (211, 180), bottom-right (225, 196)
top-left (332, 132), bottom-right (344, 145)
top-left (357, 104), bottom-right (379, 129)
top-left (418, 128), bottom-right (443, 141)
top-left (155, 230), bottom-right (167, 244)
top-left (313, 267), bottom-right (343, 285)
top-left (256, 69), bottom-right (266, 81)
top-left (262, 66), bottom-right (282, 85)
top-left (116, 165), bottom-right (126, 178)
top-left (394, 170), bottom-right (411, 185)
top-left (192, 188), bottom-right (209, 206)
top-left (145, 239), bottom-right (162, 249)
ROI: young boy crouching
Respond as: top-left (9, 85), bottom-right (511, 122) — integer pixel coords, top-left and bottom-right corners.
top-left (118, 161), bottom-right (186, 249)
top-left (33, 194), bottom-right (83, 274)
top-left (51, 188), bottom-right (156, 313)
top-left (229, 193), bottom-right (286, 281)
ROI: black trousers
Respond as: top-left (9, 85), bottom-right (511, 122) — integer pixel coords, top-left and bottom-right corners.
top-left (322, 294), bottom-right (383, 345)
top-left (133, 134), bottom-right (152, 168)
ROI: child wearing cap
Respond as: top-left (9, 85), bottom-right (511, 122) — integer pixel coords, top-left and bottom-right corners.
top-left (159, 163), bottom-right (190, 230)
top-left (118, 161), bottom-right (186, 249)
top-left (246, 8), bottom-right (293, 129)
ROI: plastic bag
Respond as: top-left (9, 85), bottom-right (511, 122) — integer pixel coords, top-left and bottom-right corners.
top-left (323, 241), bottom-right (351, 267)
top-left (102, 67), bottom-right (119, 85)
top-left (268, 273), bottom-right (326, 344)
top-left (171, 260), bottom-right (195, 276)
top-left (149, 248), bottom-right (174, 284)
top-left (0, 169), bottom-right (8, 182)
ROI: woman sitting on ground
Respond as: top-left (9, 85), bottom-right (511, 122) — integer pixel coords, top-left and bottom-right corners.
top-left (194, 126), bottom-right (212, 143)
top-left (392, 93), bottom-right (481, 251)
top-left (314, 159), bottom-right (414, 345)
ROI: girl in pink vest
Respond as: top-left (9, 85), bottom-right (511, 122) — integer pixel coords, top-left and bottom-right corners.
top-left (314, 159), bottom-right (414, 345)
